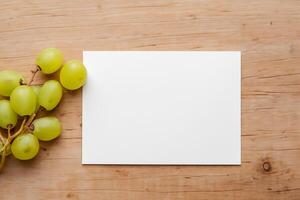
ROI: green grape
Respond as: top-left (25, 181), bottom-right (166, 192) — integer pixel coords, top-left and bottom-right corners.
top-left (11, 134), bottom-right (39, 160)
top-left (33, 117), bottom-right (61, 141)
top-left (0, 138), bottom-right (11, 156)
top-left (36, 48), bottom-right (64, 74)
top-left (0, 70), bottom-right (25, 96)
top-left (31, 85), bottom-right (41, 112)
top-left (60, 60), bottom-right (87, 90)
top-left (10, 85), bottom-right (37, 116)
top-left (0, 100), bottom-right (18, 129)
top-left (39, 80), bottom-right (62, 111)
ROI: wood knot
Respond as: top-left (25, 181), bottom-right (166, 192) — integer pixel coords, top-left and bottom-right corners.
top-left (41, 146), bottom-right (47, 151)
top-left (263, 161), bottom-right (272, 172)
top-left (66, 192), bottom-right (78, 199)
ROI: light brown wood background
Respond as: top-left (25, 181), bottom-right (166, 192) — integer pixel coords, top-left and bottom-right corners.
top-left (0, 0), bottom-right (299, 199)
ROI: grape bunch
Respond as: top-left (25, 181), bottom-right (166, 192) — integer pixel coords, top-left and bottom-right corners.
top-left (0, 48), bottom-right (87, 172)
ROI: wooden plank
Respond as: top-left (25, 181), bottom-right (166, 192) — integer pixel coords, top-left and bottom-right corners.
top-left (0, 0), bottom-right (299, 199)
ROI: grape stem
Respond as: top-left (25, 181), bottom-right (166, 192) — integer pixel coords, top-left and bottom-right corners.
top-left (11, 118), bottom-right (27, 140)
top-left (0, 118), bottom-right (27, 173)
top-left (28, 66), bottom-right (40, 86)
top-left (0, 150), bottom-right (6, 173)
top-left (25, 106), bottom-right (43, 132)
top-left (25, 113), bottom-right (36, 128)
top-left (8, 126), bottom-right (11, 138)
top-left (0, 131), bottom-right (4, 143)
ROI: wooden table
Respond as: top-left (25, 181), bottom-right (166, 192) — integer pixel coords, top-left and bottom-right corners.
top-left (0, 0), bottom-right (299, 199)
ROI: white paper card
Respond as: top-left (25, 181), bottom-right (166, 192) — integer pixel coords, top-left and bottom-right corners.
top-left (82, 51), bottom-right (241, 165)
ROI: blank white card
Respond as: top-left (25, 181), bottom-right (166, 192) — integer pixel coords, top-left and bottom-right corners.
top-left (82, 51), bottom-right (241, 165)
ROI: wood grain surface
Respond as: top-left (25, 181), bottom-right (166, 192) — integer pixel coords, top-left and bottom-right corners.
top-left (0, 0), bottom-right (300, 199)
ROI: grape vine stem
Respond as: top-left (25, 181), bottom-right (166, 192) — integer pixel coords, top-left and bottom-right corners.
top-left (11, 118), bottom-right (27, 140)
top-left (28, 67), bottom-right (40, 86)
top-left (0, 150), bottom-right (6, 173)
top-left (0, 131), bottom-right (4, 143)
top-left (0, 118), bottom-right (27, 173)
top-left (26, 66), bottom-right (41, 129)
top-left (8, 127), bottom-right (11, 138)
top-left (26, 113), bottom-right (36, 128)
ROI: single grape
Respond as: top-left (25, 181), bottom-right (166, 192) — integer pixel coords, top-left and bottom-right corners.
top-left (11, 134), bottom-right (39, 160)
top-left (60, 60), bottom-right (87, 90)
top-left (0, 100), bottom-right (18, 129)
top-left (31, 85), bottom-right (41, 112)
top-left (36, 48), bottom-right (64, 74)
top-left (33, 117), bottom-right (61, 141)
top-left (0, 138), bottom-right (11, 156)
top-left (39, 80), bottom-right (62, 111)
top-left (0, 70), bottom-right (25, 96)
top-left (10, 85), bottom-right (37, 116)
